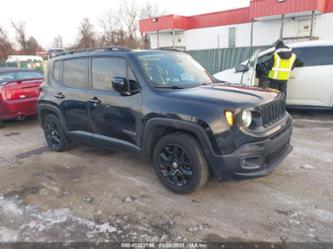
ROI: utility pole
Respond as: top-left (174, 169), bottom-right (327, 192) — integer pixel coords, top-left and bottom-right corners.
top-left (217, 35), bottom-right (221, 71)
top-left (172, 29), bottom-right (175, 48)
top-left (280, 14), bottom-right (285, 39)
top-left (157, 30), bottom-right (160, 48)
top-left (309, 10), bottom-right (315, 39)
top-left (250, 18), bottom-right (254, 57)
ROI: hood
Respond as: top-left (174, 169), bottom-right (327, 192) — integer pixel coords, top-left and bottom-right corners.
top-left (161, 84), bottom-right (280, 108)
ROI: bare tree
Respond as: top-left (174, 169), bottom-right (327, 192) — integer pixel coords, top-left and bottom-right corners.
top-left (11, 21), bottom-right (28, 53)
top-left (98, 11), bottom-right (121, 46)
top-left (76, 18), bottom-right (96, 49)
top-left (140, 1), bottom-right (163, 19)
top-left (119, 1), bottom-right (140, 48)
top-left (25, 36), bottom-right (42, 54)
top-left (0, 26), bottom-right (15, 62)
top-left (139, 1), bottom-right (165, 48)
top-left (52, 35), bottom-right (64, 48)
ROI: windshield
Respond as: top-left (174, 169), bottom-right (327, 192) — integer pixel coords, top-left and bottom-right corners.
top-left (135, 52), bottom-right (214, 88)
top-left (249, 49), bottom-right (261, 67)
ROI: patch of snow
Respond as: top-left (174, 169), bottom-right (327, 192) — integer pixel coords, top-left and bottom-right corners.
top-left (300, 164), bottom-right (315, 170)
top-left (123, 196), bottom-right (135, 203)
top-left (0, 198), bottom-right (23, 215)
top-left (94, 223), bottom-right (117, 233)
top-left (311, 209), bottom-right (333, 223)
top-left (0, 227), bottom-right (18, 242)
top-left (0, 195), bottom-right (117, 241)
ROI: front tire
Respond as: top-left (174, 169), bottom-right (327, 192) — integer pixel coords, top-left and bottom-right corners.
top-left (0, 120), bottom-right (3, 129)
top-left (43, 114), bottom-right (72, 152)
top-left (153, 132), bottom-right (209, 194)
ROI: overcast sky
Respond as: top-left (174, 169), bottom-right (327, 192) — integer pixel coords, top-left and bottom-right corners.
top-left (1, 0), bottom-right (250, 48)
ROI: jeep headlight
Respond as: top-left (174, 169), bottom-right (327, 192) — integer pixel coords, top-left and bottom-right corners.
top-left (241, 110), bottom-right (252, 128)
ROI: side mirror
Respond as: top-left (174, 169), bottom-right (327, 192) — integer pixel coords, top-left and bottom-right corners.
top-left (235, 64), bottom-right (249, 73)
top-left (112, 76), bottom-right (130, 95)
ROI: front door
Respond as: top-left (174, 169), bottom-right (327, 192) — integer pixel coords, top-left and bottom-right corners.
top-left (88, 56), bottom-right (142, 152)
top-left (288, 46), bottom-right (333, 108)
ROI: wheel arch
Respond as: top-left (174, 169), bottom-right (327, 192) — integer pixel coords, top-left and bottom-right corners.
top-left (142, 118), bottom-right (219, 164)
top-left (37, 102), bottom-right (68, 132)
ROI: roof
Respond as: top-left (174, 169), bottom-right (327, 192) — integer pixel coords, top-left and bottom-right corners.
top-left (140, 0), bottom-right (333, 33)
top-left (51, 47), bottom-right (187, 61)
top-left (257, 39), bottom-right (333, 56)
top-left (288, 39), bottom-right (333, 48)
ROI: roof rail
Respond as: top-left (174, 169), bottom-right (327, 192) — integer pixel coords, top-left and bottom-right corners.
top-left (58, 46), bottom-right (131, 56)
top-left (154, 47), bottom-right (185, 52)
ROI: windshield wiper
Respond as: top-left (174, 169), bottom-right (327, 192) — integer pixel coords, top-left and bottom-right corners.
top-left (154, 85), bottom-right (184, 89)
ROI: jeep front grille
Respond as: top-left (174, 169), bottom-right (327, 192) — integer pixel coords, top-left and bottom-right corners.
top-left (257, 95), bottom-right (286, 127)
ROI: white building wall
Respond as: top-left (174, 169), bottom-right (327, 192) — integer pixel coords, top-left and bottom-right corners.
top-left (183, 23), bottom-right (252, 50)
top-left (148, 12), bottom-right (333, 50)
top-left (149, 31), bottom-right (185, 49)
top-left (315, 12), bottom-right (333, 39)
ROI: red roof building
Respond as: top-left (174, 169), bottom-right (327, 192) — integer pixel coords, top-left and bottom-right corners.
top-left (139, 0), bottom-right (333, 50)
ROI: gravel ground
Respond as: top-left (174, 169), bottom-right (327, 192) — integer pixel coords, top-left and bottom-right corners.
top-left (0, 110), bottom-right (332, 243)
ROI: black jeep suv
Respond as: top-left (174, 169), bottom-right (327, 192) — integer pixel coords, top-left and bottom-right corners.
top-left (38, 47), bottom-right (293, 194)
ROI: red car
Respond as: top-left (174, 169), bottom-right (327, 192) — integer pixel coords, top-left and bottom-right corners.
top-left (0, 68), bottom-right (44, 128)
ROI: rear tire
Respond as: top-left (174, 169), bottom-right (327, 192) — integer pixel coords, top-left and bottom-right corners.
top-left (153, 132), bottom-right (209, 194)
top-left (0, 120), bottom-right (3, 128)
top-left (43, 114), bottom-right (72, 152)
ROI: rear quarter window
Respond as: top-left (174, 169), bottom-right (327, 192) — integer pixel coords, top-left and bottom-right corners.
top-left (63, 58), bottom-right (89, 88)
top-left (293, 46), bottom-right (333, 67)
top-left (53, 60), bottom-right (62, 81)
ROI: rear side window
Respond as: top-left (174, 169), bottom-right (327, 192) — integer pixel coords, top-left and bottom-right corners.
top-left (63, 58), bottom-right (89, 88)
top-left (53, 60), bottom-right (62, 81)
top-left (293, 46), bottom-right (333, 67)
top-left (92, 57), bottom-right (127, 90)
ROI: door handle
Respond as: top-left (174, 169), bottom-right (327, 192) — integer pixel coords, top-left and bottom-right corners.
top-left (54, 92), bottom-right (65, 99)
top-left (88, 97), bottom-right (101, 105)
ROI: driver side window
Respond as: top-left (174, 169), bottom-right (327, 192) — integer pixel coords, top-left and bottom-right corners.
top-left (257, 53), bottom-right (273, 65)
top-left (92, 57), bottom-right (126, 91)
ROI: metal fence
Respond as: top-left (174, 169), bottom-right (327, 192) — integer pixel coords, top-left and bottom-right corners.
top-left (186, 46), bottom-right (267, 74)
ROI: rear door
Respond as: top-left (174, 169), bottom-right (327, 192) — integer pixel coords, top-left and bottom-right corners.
top-left (88, 56), bottom-right (142, 152)
top-left (288, 46), bottom-right (333, 108)
top-left (55, 57), bottom-right (93, 141)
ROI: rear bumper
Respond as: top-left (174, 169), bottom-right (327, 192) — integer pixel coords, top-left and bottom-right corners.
top-left (209, 122), bottom-right (293, 180)
top-left (0, 98), bottom-right (38, 120)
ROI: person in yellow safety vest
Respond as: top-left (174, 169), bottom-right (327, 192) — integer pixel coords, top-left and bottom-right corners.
top-left (267, 40), bottom-right (296, 96)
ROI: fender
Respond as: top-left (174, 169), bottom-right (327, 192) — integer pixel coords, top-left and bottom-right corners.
top-left (142, 117), bottom-right (224, 174)
top-left (37, 102), bottom-right (69, 132)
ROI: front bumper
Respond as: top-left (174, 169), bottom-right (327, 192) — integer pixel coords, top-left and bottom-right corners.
top-left (209, 121), bottom-right (293, 180)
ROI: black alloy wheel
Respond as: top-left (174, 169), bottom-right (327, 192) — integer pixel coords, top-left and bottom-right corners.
top-left (45, 118), bottom-right (61, 149)
top-left (159, 145), bottom-right (193, 187)
top-left (153, 132), bottom-right (209, 194)
top-left (43, 114), bottom-right (72, 152)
